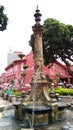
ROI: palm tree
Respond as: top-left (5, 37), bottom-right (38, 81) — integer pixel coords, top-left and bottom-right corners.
top-left (18, 53), bottom-right (28, 88)
top-left (10, 63), bottom-right (15, 86)
top-left (20, 65), bottom-right (28, 87)
top-left (18, 54), bottom-right (25, 60)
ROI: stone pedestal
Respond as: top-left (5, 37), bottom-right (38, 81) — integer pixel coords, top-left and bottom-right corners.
top-left (10, 95), bottom-right (16, 102)
top-left (18, 104), bottom-right (24, 120)
top-left (51, 102), bottom-right (58, 122)
top-left (58, 108), bottom-right (66, 120)
top-left (16, 96), bottom-right (22, 102)
top-left (49, 90), bottom-right (58, 122)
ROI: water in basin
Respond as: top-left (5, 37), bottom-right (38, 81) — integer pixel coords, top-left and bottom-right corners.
top-left (0, 104), bottom-right (73, 130)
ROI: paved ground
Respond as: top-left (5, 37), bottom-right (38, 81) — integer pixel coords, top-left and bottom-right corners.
top-left (0, 97), bottom-right (11, 104)
top-left (0, 97), bottom-right (13, 111)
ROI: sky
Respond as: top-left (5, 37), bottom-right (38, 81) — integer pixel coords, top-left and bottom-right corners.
top-left (0, 0), bottom-right (73, 75)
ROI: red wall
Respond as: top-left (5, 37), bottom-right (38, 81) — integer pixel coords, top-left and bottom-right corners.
top-left (3, 51), bottom-right (73, 87)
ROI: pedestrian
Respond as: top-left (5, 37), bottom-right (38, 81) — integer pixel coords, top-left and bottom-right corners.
top-left (6, 87), bottom-right (11, 100)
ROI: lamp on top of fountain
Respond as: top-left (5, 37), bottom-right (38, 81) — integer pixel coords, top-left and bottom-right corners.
top-left (34, 5), bottom-right (42, 23)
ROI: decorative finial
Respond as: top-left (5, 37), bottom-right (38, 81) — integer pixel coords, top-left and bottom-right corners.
top-left (34, 5), bottom-right (42, 23)
top-left (37, 5), bottom-right (38, 10)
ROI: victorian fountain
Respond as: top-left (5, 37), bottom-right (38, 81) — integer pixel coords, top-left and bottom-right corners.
top-left (13, 7), bottom-right (70, 130)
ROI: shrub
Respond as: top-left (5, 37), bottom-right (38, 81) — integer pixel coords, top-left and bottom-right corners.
top-left (54, 87), bottom-right (73, 96)
top-left (11, 91), bottom-right (21, 96)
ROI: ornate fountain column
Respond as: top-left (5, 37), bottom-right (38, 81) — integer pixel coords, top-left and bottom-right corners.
top-left (30, 6), bottom-right (49, 104)
top-left (13, 7), bottom-right (68, 128)
top-left (32, 7), bottom-right (44, 73)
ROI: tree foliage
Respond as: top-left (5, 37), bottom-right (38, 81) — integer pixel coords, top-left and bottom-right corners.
top-left (29, 18), bottom-right (73, 76)
top-left (0, 5), bottom-right (8, 31)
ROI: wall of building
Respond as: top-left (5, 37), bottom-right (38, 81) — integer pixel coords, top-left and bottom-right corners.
top-left (1, 51), bottom-right (73, 87)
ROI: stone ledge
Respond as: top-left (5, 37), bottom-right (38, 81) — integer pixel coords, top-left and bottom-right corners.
top-left (59, 96), bottom-right (73, 103)
top-left (21, 129), bottom-right (34, 130)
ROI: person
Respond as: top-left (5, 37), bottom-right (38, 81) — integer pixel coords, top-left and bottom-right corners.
top-left (6, 87), bottom-right (11, 100)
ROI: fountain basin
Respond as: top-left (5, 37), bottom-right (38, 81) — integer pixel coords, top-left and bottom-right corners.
top-left (22, 105), bottom-right (51, 128)
top-left (13, 101), bottom-right (68, 128)
top-left (22, 105), bottom-right (51, 114)
top-left (58, 102), bottom-right (68, 120)
top-left (58, 102), bottom-right (68, 109)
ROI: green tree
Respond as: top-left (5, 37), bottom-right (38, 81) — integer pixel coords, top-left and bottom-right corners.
top-left (0, 5), bottom-right (8, 31)
top-left (29, 18), bottom-right (73, 76)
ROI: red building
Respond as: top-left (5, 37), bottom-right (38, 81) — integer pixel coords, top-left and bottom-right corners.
top-left (1, 51), bottom-right (73, 88)
top-left (5, 56), bottom-right (26, 87)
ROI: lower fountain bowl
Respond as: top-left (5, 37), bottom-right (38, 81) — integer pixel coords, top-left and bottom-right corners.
top-left (22, 105), bottom-right (51, 128)
top-left (13, 101), bottom-right (68, 129)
